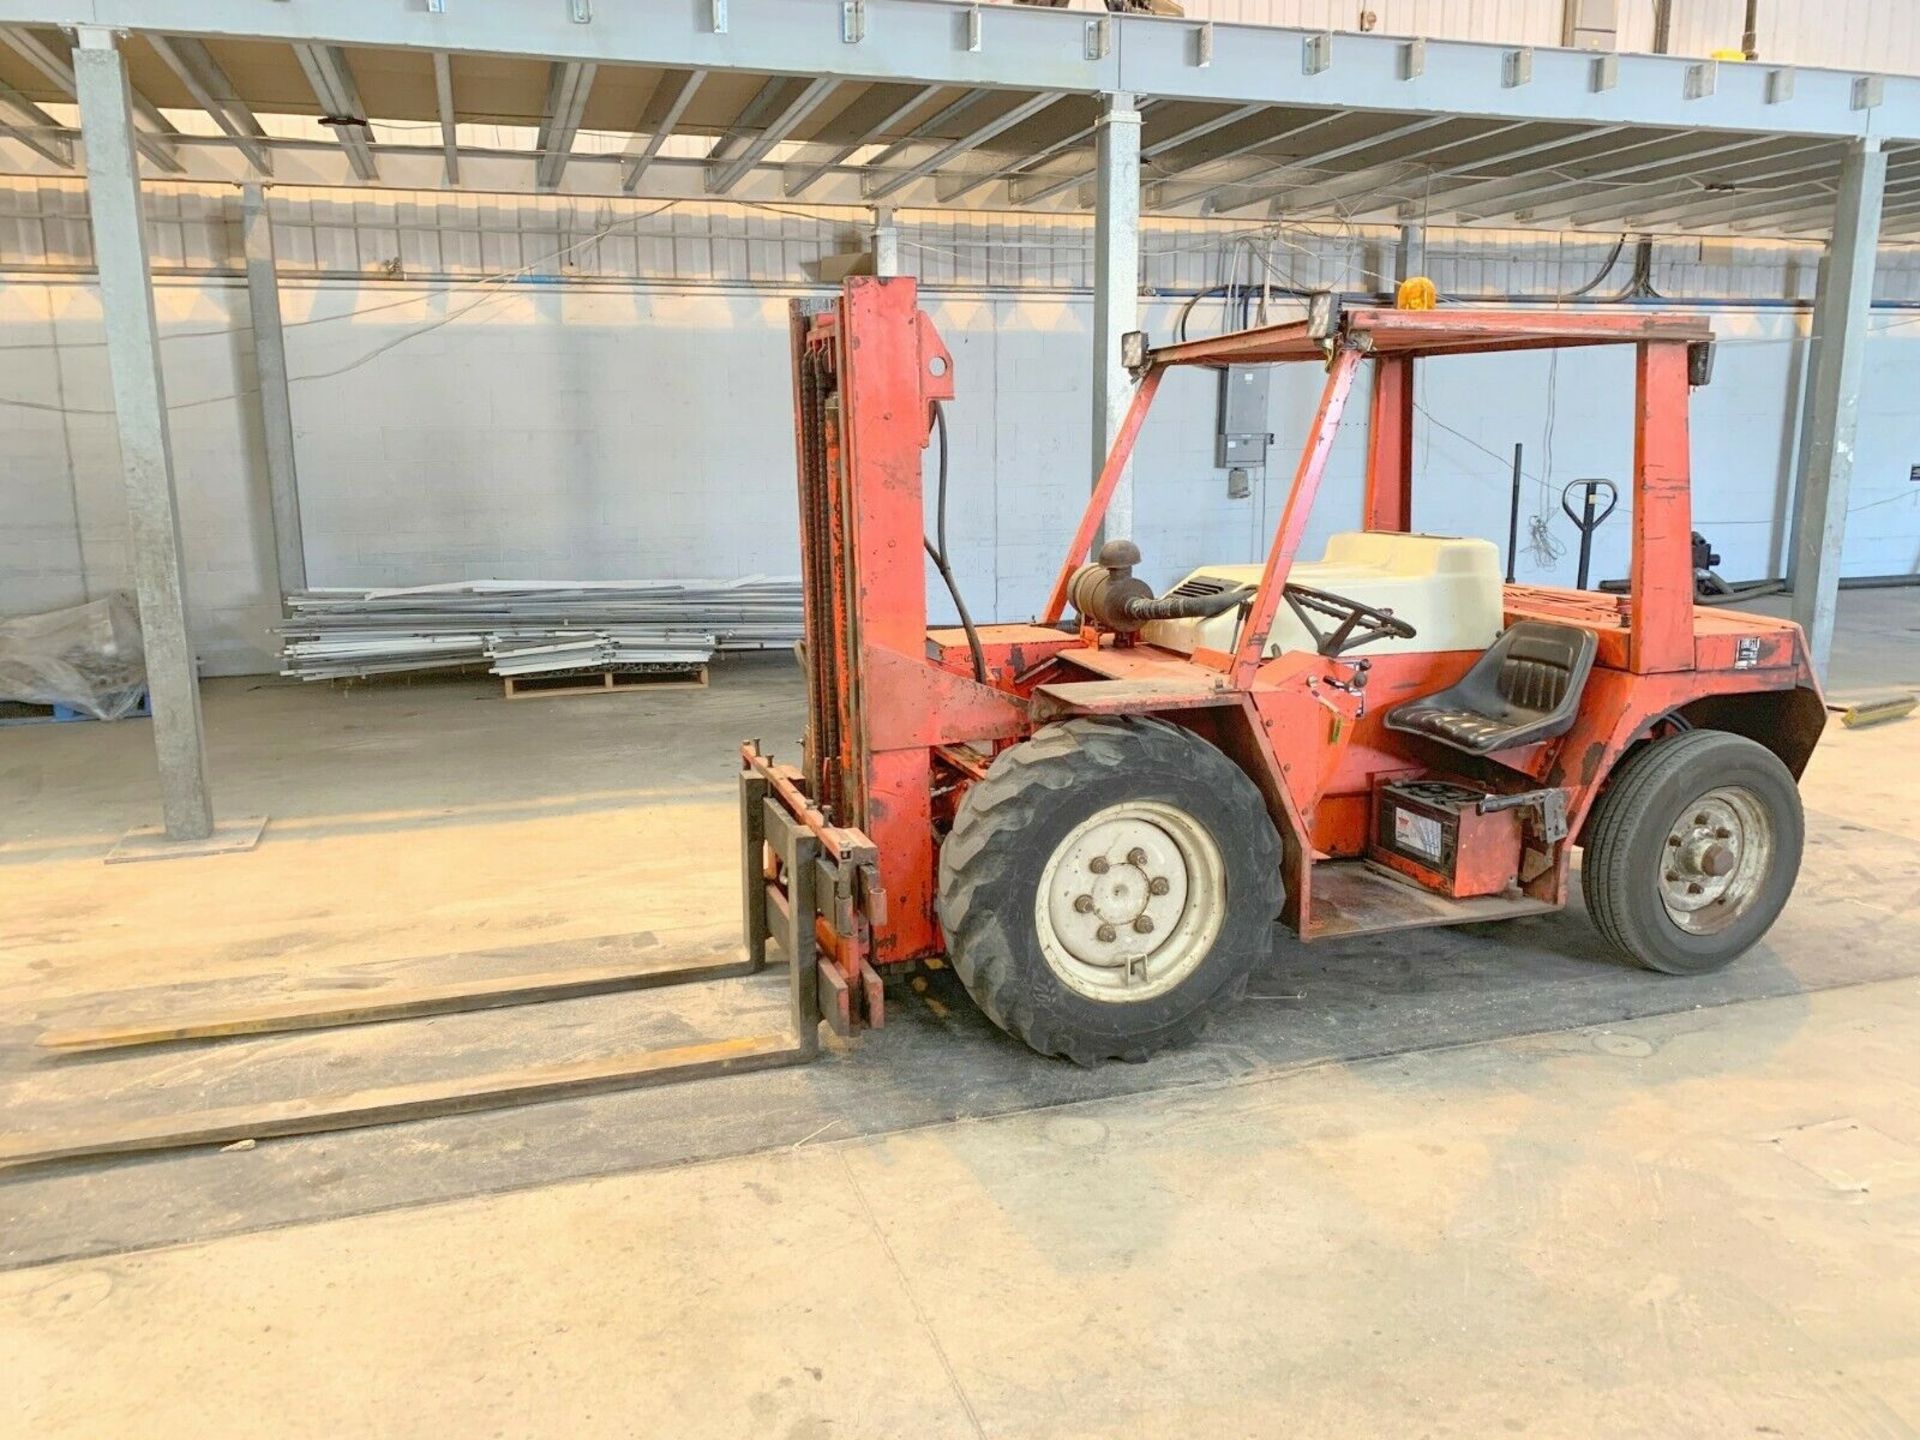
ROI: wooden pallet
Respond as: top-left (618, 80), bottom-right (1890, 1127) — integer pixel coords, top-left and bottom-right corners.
top-left (501, 666), bottom-right (708, 700)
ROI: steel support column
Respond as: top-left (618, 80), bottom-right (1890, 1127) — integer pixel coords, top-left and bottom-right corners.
top-left (1091, 92), bottom-right (1140, 542)
top-left (870, 205), bottom-right (899, 277)
top-left (1790, 139), bottom-right (1885, 678)
top-left (1783, 248), bottom-right (1831, 589)
top-left (1395, 221), bottom-right (1425, 285)
top-left (241, 182), bottom-right (305, 597)
top-left (74, 29), bottom-right (213, 841)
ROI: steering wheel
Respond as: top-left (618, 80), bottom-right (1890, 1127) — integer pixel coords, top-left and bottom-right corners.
top-left (1282, 583), bottom-right (1418, 658)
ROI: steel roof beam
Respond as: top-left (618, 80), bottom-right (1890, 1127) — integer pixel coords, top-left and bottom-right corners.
top-left (146, 33), bottom-right (271, 176)
top-left (1743, 180), bottom-right (1920, 234)
top-left (1004, 100), bottom-right (1264, 207)
top-left (704, 76), bottom-right (788, 166)
top-left (864, 89), bottom-right (1064, 202)
top-left (1871, 199), bottom-right (1920, 238)
top-left (26, 0), bottom-right (1920, 143)
top-left (936, 100), bottom-right (1097, 204)
top-left (1705, 165), bottom-right (1920, 231)
top-left (1755, 194), bottom-right (1920, 235)
top-left (935, 99), bottom-right (1167, 205)
top-left (1140, 110), bottom-right (1346, 188)
top-left (0, 74), bottom-right (72, 168)
top-left (859, 88), bottom-right (988, 175)
top-left (1652, 150), bottom-right (1920, 229)
top-left (533, 58), bottom-right (596, 190)
top-left (1423, 129), bottom-right (1689, 217)
top-left (1575, 147), bottom-right (1863, 228)
top-left (621, 67), bottom-right (704, 193)
top-left (1458, 134), bottom-right (1821, 223)
top-left (1648, 148), bottom-right (1920, 229)
top-left (1194, 115), bottom-right (1456, 216)
top-left (431, 50), bottom-right (458, 186)
top-left (1138, 112), bottom-right (1353, 211)
top-left (1642, 182), bottom-right (1843, 232)
top-left (1518, 139), bottom-right (1841, 226)
top-left (292, 41), bottom-right (377, 183)
top-left (707, 75), bottom-right (837, 195)
top-left (783, 83), bottom-right (941, 197)
top-left (0, 24), bottom-right (180, 171)
top-left (1141, 102), bottom-right (1269, 163)
top-left (1230, 120), bottom-right (1629, 220)
top-left (1239, 119), bottom-right (1539, 217)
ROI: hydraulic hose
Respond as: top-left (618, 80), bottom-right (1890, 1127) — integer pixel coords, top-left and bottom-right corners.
top-left (1116, 585), bottom-right (1253, 624)
top-left (923, 401), bottom-right (988, 684)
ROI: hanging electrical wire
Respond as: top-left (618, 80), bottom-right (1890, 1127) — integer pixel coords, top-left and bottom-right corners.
top-left (1527, 351), bottom-right (1568, 570)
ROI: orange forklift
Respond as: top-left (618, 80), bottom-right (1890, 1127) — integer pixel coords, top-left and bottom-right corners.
top-left (743, 278), bottom-right (1825, 1063)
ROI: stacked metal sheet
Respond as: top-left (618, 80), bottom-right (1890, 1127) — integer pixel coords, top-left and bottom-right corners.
top-left (277, 578), bottom-right (801, 682)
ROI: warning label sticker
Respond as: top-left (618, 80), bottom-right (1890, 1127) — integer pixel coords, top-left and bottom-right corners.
top-left (1393, 808), bottom-right (1443, 861)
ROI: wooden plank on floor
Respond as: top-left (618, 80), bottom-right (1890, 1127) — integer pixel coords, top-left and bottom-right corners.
top-left (0, 1032), bottom-right (806, 1170)
top-left (1825, 689), bottom-right (1917, 728)
top-left (37, 954), bottom-right (759, 1054)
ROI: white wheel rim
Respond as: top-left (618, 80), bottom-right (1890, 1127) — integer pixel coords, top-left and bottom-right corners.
top-left (1033, 800), bottom-right (1227, 1004)
top-left (1658, 785), bottom-right (1774, 935)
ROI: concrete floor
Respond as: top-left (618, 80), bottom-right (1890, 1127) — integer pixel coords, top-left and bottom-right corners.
top-left (3, 590), bottom-right (1920, 1436)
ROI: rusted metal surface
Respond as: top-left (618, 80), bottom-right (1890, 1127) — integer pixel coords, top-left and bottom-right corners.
top-left (932, 743), bottom-right (991, 782)
top-left (1030, 676), bottom-right (1240, 720)
top-left (1363, 354), bottom-right (1414, 532)
top-left (756, 284), bottom-right (1825, 1010)
top-left (1144, 307), bottom-right (1715, 368)
top-left (1232, 347), bottom-right (1364, 687)
top-left (926, 623), bottom-right (1080, 682)
top-left (1306, 862), bottom-right (1558, 941)
top-left (1629, 340), bottom-right (1697, 674)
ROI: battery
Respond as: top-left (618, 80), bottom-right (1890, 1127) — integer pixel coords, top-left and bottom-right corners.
top-left (1371, 779), bottom-right (1522, 900)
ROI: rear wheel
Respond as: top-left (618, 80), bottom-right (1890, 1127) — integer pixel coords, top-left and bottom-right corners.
top-left (937, 716), bottom-right (1283, 1063)
top-left (1580, 729), bottom-right (1803, 975)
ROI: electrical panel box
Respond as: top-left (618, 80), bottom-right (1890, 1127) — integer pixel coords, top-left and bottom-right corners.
top-left (1215, 364), bottom-right (1272, 470)
top-left (1562, 0), bottom-right (1620, 50)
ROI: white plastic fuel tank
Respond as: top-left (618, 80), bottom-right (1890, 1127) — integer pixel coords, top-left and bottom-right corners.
top-left (1141, 531), bottom-right (1505, 659)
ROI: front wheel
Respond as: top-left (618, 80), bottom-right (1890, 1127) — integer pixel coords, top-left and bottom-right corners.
top-left (1580, 729), bottom-right (1804, 975)
top-left (937, 716), bottom-right (1283, 1063)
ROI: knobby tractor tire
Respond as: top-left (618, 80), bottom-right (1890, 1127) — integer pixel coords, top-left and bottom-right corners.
top-left (1580, 728), bottom-right (1804, 976)
top-left (937, 716), bottom-right (1283, 1063)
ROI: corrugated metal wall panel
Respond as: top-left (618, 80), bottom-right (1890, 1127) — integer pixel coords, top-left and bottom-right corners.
top-left (1057, 0), bottom-right (1920, 75)
top-left (1658, 0), bottom-right (1920, 76)
top-left (2, 179), bottom-right (1916, 304)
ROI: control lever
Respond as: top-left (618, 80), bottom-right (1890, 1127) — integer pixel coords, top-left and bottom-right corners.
top-left (1320, 656), bottom-right (1372, 717)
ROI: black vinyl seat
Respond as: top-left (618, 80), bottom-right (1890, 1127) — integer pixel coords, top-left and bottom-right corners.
top-left (1383, 621), bottom-right (1598, 756)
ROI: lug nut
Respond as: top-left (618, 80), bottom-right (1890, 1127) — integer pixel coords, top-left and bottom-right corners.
top-left (1686, 881), bottom-right (1704, 895)
top-left (1714, 827), bottom-right (1732, 840)
top-left (1096, 923), bottom-right (1117, 943)
top-left (1073, 894), bottom-right (1095, 914)
top-left (1132, 916), bottom-right (1155, 935)
top-left (1127, 847), bottom-right (1148, 867)
top-left (1089, 856), bottom-right (1110, 875)
top-left (1667, 836), bottom-right (1682, 848)
top-left (1148, 876), bottom-right (1171, 896)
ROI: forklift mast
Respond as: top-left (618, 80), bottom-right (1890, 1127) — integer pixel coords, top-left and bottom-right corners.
top-left (785, 279), bottom-right (1026, 967)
